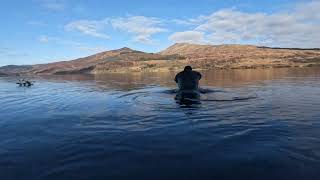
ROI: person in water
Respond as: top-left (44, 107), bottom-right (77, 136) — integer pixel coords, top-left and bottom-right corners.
top-left (174, 66), bottom-right (202, 104)
top-left (17, 79), bottom-right (33, 87)
top-left (175, 66), bottom-right (202, 91)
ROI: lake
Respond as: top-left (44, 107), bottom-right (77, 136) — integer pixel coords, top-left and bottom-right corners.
top-left (1, 67), bottom-right (320, 180)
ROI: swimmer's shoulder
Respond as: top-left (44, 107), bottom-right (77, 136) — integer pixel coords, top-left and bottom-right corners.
top-left (193, 71), bottom-right (202, 78)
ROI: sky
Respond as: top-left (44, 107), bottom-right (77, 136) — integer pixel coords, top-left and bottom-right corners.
top-left (0, 0), bottom-right (320, 66)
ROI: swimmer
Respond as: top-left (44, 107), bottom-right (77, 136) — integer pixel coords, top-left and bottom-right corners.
top-left (174, 66), bottom-right (202, 104)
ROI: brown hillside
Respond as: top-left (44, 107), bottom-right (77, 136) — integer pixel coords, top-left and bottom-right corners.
top-left (160, 43), bottom-right (320, 69)
top-left (1, 43), bottom-right (320, 75)
top-left (20, 47), bottom-right (180, 75)
top-left (29, 47), bottom-right (139, 74)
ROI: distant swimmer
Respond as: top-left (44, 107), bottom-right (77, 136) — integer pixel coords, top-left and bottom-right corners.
top-left (25, 81), bottom-right (32, 86)
top-left (174, 66), bottom-right (202, 104)
top-left (17, 79), bottom-right (33, 87)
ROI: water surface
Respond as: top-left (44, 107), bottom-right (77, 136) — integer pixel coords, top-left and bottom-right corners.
top-left (1, 68), bottom-right (320, 180)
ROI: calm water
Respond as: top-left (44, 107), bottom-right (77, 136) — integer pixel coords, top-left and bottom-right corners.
top-left (1, 68), bottom-right (320, 180)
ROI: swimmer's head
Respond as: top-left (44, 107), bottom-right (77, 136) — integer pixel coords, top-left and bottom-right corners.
top-left (184, 66), bottom-right (192, 71)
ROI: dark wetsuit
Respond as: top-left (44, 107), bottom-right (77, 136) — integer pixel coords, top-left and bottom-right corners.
top-left (174, 70), bottom-right (202, 104)
top-left (175, 70), bottom-right (202, 91)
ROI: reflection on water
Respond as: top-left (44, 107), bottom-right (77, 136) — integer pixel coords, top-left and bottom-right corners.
top-left (1, 67), bottom-right (320, 180)
top-left (36, 67), bottom-right (320, 90)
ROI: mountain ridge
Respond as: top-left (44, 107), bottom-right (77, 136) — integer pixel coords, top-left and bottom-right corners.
top-left (1, 43), bottom-right (320, 75)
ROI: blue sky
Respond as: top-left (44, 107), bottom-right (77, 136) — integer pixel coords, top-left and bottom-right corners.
top-left (0, 0), bottom-right (319, 66)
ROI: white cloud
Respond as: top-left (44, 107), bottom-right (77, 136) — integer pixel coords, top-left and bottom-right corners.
top-left (169, 31), bottom-right (205, 44)
top-left (172, 15), bottom-right (208, 26)
top-left (27, 21), bottom-right (47, 26)
top-left (64, 16), bottom-right (167, 44)
top-left (171, 1), bottom-right (320, 48)
top-left (39, 35), bottom-right (50, 43)
top-left (37, 35), bottom-right (108, 53)
top-left (111, 16), bottom-right (167, 44)
top-left (171, 19), bottom-right (196, 26)
top-left (295, 1), bottom-right (320, 21)
top-left (64, 19), bottom-right (110, 39)
top-left (38, 35), bottom-right (83, 46)
top-left (39, 0), bottom-right (66, 11)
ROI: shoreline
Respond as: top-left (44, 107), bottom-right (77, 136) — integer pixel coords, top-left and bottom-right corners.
top-left (1, 64), bottom-right (320, 77)
top-left (91, 64), bottom-right (320, 74)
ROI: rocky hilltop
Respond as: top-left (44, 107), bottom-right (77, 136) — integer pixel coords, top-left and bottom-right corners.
top-left (1, 43), bottom-right (320, 75)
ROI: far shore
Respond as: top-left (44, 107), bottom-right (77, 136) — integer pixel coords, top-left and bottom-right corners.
top-left (91, 63), bottom-right (320, 74)
top-left (1, 60), bottom-right (320, 77)
top-left (1, 64), bottom-right (320, 77)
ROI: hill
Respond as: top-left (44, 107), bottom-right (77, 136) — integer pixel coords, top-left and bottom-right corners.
top-left (160, 43), bottom-right (320, 69)
top-left (0, 47), bottom-right (180, 75)
top-left (0, 65), bottom-right (33, 76)
top-left (1, 43), bottom-right (320, 75)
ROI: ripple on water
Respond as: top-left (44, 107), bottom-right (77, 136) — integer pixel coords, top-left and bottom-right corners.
top-left (1, 71), bottom-right (320, 180)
